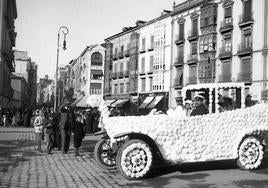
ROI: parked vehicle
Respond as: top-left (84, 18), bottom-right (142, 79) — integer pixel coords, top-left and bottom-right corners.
top-left (95, 82), bottom-right (268, 179)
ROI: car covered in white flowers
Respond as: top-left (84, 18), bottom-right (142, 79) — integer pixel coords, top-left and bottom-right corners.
top-left (94, 82), bottom-right (268, 180)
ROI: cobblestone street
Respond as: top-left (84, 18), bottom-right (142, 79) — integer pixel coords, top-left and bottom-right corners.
top-left (1, 129), bottom-right (268, 188)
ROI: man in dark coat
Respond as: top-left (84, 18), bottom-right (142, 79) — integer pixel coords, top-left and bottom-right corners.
top-left (190, 94), bottom-right (209, 116)
top-left (59, 103), bottom-right (73, 154)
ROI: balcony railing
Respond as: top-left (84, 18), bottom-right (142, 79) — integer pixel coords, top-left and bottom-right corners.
top-left (237, 42), bottom-right (252, 56)
top-left (187, 54), bottom-right (198, 64)
top-left (187, 30), bottom-right (198, 41)
top-left (237, 72), bottom-right (252, 82)
top-left (219, 47), bottom-right (232, 59)
top-left (124, 71), bottom-right (129, 77)
top-left (218, 74), bottom-right (232, 83)
top-left (219, 18), bottom-right (233, 33)
top-left (118, 72), bottom-right (124, 78)
top-left (113, 53), bottom-right (118, 60)
top-left (124, 50), bottom-right (130, 57)
top-left (238, 13), bottom-right (254, 27)
top-left (187, 76), bottom-right (197, 85)
top-left (147, 67), bottom-right (153, 74)
top-left (174, 56), bottom-right (184, 67)
top-left (175, 34), bottom-right (185, 45)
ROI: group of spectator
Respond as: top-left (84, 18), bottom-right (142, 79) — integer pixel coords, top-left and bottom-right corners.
top-left (0, 107), bottom-right (32, 127)
top-left (32, 101), bottom-right (101, 156)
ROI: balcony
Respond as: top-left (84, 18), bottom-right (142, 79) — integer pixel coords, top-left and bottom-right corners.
top-left (238, 13), bottom-right (254, 28)
top-left (237, 72), bottom-right (252, 82)
top-left (187, 30), bottom-right (198, 42)
top-left (140, 47), bottom-right (146, 53)
top-left (113, 53), bottom-right (118, 60)
top-left (219, 18), bottom-right (233, 33)
top-left (118, 72), bottom-right (124, 78)
top-left (174, 56), bottom-right (184, 68)
top-left (148, 44), bottom-right (154, 51)
top-left (187, 76), bottom-right (197, 85)
top-left (187, 54), bottom-right (198, 65)
top-left (124, 71), bottom-right (129, 77)
top-left (175, 34), bottom-right (185, 45)
top-left (139, 70), bottom-right (145, 76)
top-left (147, 67), bottom-right (153, 74)
top-left (237, 42), bottom-right (252, 57)
top-left (124, 50), bottom-right (130, 57)
top-left (218, 74), bottom-right (232, 83)
top-left (219, 47), bottom-right (232, 60)
top-left (112, 73), bottom-right (118, 79)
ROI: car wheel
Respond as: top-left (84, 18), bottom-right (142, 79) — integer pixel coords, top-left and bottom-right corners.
top-left (94, 138), bottom-right (116, 170)
top-left (116, 139), bottom-right (153, 180)
top-left (237, 136), bottom-right (264, 170)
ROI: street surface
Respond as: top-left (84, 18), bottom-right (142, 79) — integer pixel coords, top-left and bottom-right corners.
top-left (0, 128), bottom-right (268, 188)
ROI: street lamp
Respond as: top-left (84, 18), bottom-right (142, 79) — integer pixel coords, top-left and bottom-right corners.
top-left (54, 26), bottom-right (69, 112)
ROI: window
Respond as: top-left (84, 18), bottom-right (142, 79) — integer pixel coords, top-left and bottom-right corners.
top-left (178, 45), bottom-right (184, 57)
top-left (141, 57), bottom-right (145, 73)
top-left (121, 45), bottom-right (124, 54)
top-left (192, 19), bottom-right (198, 35)
top-left (91, 52), bottom-right (103, 66)
top-left (243, 29), bottom-right (252, 48)
top-left (114, 63), bottom-right (117, 73)
top-left (179, 23), bottom-right (184, 40)
top-left (149, 77), bottom-right (153, 91)
top-left (114, 84), bottom-right (118, 94)
top-left (120, 63), bottom-right (123, 72)
top-left (224, 34), bottom-right (232, 52)
top-left (149, 56), bottom-right (153, 72)
top-left (199, 39), bottom-right (204, 53)
top-left (126, 61), bottom-right (130, 70)
top-left (120, 83), bottom-right (124, 93)
top-left (114, 48), bottom-right (118, 55)
top-left (142, 38), bottom-right (146, 50)
top-left (191, 42), bottom-right (198, 55)
top-left (222, 61), bottom-right (231, 76)
top-left (141, 78), bottom-right (146, 92)
top-left (225, 7), bottom-right (232, 18)
top-left (126, 83), bottom-right (129, 93)
top-left (241, 58), bottom-right (251, 73)
top-left (244, 0), bottom-right (252, 21)
top-left (150, 36), bottom-right (154, 48)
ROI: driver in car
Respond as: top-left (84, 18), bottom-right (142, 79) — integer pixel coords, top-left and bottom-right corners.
top-left (190, 94), bottom-right (209, 116)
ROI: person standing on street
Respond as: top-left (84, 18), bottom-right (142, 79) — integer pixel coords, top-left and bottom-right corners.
top-left (44, 113), bottom-right (56, 154)
top-left (72, 113), bottom-right (85, 156)
top-left (59, 104), bottom-right (73, 154)
top-left (33, 110), bottom-right (43, 152)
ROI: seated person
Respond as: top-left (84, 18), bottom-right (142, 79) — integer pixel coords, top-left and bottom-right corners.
top-left (190, 94), bottom-right (209, 116)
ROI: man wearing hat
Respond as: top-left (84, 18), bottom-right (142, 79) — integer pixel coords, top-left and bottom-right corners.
top-left (190, 94), bottom-right (209, 116)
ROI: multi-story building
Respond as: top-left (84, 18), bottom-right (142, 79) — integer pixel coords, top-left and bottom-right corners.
top-left (69, 58), bottom-right (82, 98)
top-left (170, 0), bottom-right (268, 108)
top-left (36, 75), bottom-right (53, 107)
top-left (0, 0), bottom-right (17, 108)
top-left (138, 11), bottom-right (172, 113)
top-left (104, 22), bottom-right (142, 114)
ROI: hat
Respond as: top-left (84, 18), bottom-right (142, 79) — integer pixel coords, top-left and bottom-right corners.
top-left (194, 94), bottom-right (205, 100)
top-left (185, 100), bottom-right (192, 105)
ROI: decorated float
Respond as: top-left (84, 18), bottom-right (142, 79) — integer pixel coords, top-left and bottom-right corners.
top-left (94, 82), bottom-right (268, 180)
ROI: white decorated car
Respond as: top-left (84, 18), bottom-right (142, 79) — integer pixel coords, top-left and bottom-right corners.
top-left (94, 82), bottom-right (268, 180)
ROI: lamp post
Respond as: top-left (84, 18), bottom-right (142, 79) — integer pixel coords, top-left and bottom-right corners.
top-left (54, 26), bottom-right (69, 112)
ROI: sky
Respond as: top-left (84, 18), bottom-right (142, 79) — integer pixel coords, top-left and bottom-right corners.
top-left (15, 0), bottom-right (180, 80)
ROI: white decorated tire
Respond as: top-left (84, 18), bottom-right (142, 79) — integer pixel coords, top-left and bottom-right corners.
top-left (116, 139), bottom-right (153, 180)
top-left (237, 136), bottom-right (264, 170)
top-left (94, 138), bottom-right (117, 170)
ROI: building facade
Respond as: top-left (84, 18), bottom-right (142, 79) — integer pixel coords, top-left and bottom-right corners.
top-left (36, 75), bottom-right (54, 108)
top-left (0, 0), bottom-right (17, 108)
top-left (10, 75), bottom-right (27, 109)
top-left (170, 0), bottom-right (268, 108)
top-left (138, 11), bottom-right (172, 113)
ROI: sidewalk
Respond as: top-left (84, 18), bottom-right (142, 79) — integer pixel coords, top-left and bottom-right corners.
top-left (0, 127), bottom-right (35, 133)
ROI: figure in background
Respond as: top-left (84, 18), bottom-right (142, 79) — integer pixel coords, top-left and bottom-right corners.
top-left (59, 104), bottom-right (73, 154)
top-left (45, 113), bottom-right (57, 154)
top-left (184, 100), bottom-right (193, 116)
top-left (72, 113), bottom-right (86, 156)
top-left (33, 110), bottom-right (43, 152)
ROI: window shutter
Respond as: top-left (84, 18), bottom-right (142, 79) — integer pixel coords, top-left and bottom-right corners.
top-left (192, 19), bottom-right (198, 34)
top-left (192, 42), bottom-right (197, 54)
top-left (179, 45), bottom-right (184, 56)
top-left (120, 63), bottom-right (123, 72)
top-left (222, 61), bottom-right (231, 75)
top-left (150, 56), bottom-right (153, 71)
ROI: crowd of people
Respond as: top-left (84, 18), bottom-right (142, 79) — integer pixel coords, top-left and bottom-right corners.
top-left (31, 102), bottom-right (102, 156)
top-left (0, 107), bottom-right (32, 127)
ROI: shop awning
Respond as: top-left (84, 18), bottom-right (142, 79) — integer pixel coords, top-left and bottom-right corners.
top-left (76, 95), bottom-right (90, 107)
top-left (70, 96), bottom-right (84, 107)
top-left (91, 69), bottom-right (103, 75)
top-left (139, 96), bottom-right (155, 109)
top-left (111, 99), bottom-right (129, 108)
top-left (146, 96), bottom-right (163, 109)
top-left (104, 100), bottom-right (116, 107)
